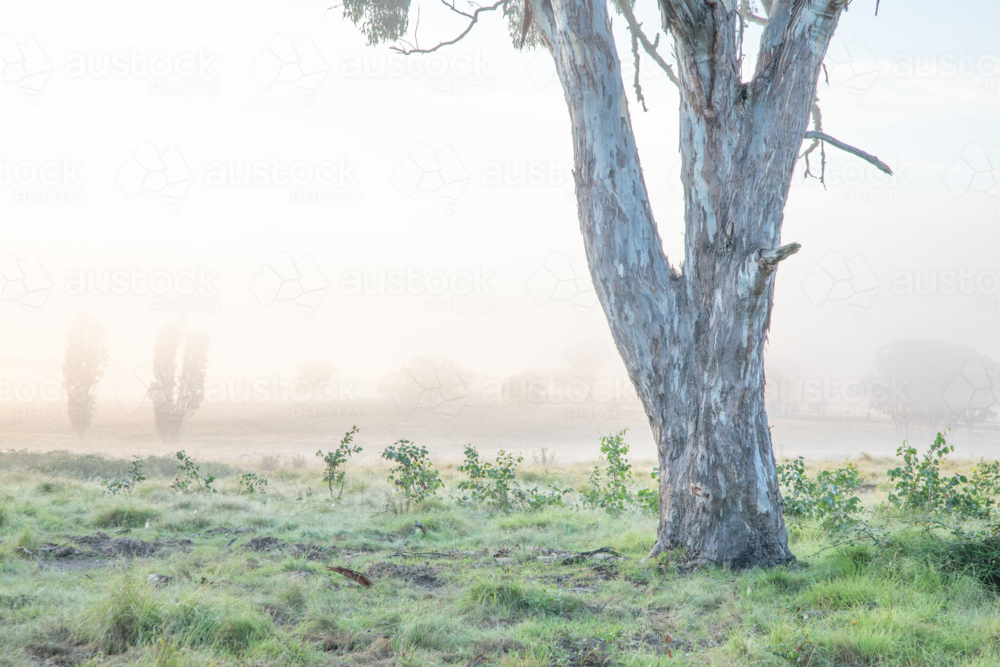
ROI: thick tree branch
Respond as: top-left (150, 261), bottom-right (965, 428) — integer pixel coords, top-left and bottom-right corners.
top-left (392, 0), bottom-right (505, 55)
top-left (803, 131), bottom-right (893, 175)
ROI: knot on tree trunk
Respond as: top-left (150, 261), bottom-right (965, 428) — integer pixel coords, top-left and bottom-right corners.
top-left (737, 242), bottom-right (801, 298)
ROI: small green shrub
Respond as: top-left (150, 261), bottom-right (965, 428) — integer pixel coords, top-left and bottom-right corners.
top-left (777, 457), bottom-right (863, 531)
top-left (237, 472), bottom-right (268, 495)
top-left (106, 455), bottom-right (146, 496)
top-left (887, 432), bottom-right (997, 518)
top-left (381, 439), bottom-right (442, 511)
top-left (582, 430), bottom-right (636, 514)
top-left (170, 451), bottom-right (216, 493)
top-left (637, 467), bottom-right (659, 514)
top-left (316, 425), bottom-right (361, 498)
top-left (455, 445), bottom-right (569, 512)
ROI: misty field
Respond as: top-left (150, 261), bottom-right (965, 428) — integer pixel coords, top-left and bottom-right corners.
top-left (2, 446), bottom-right (1000, 667)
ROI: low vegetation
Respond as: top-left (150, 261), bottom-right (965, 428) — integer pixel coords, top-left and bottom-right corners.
top-left (1, 431), bottom-right (999, 666)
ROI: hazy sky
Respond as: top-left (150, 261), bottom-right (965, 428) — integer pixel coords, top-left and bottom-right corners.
top-left (1, 0), bottom-right (998, 407)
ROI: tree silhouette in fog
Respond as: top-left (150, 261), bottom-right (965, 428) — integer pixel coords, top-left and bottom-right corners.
top-left (873, 339), bottom-right (999, 437)
top-left (149, 318), bottom-right (210, 444)
top-left (62, 311), bottom-right (110, 438)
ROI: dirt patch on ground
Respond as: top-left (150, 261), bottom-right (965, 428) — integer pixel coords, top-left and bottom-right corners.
top-left (64, 533), bottom-right (192, 561)
top-left (25, 627), bottom-right (94, 667)
top-left (288, 543), bottom-right (336, 560)
top-left (366, 561), bottom-right (440, 587)
top-left (73, 532), bottom-right (111, 548)
top-left (555, 637), bottom-right (613, 667)
top-left (102, 538), bottom-right (157, 557)
top-left (245, 536), bottom-right (284, 552)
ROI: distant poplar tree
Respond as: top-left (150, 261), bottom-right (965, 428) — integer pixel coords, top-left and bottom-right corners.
top-left (62, 311), bottom-right (110, 438)
top-left (149, 319), bottom-right (210, 444)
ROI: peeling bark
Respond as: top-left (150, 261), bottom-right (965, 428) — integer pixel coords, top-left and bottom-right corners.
top-left (528, 0), bottom-right (849, 568)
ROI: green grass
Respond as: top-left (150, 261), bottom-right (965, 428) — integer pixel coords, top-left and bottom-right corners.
top-left (0, 451), bottom-right (998, 666)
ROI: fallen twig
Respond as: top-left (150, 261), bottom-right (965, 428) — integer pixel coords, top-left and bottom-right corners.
top-left (386, 551), bottom-right (451, 558)
top-left (18, 546), bottom-right (46, 568)
top-left (326, 565), bottom-right (372, 587)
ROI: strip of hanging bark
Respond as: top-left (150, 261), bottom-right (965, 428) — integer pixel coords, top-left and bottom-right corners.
top-left (326, 565), bottom-right (372, 587)
top-left (391, 0), bottom-right (506, 55)
top-left (519, 0), bottom-right (532, 48)
top-left (803, 131), bottom-right (893, 175)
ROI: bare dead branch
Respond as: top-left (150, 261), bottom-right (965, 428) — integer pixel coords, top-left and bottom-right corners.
top-left (631, 32), bottom-right (648, 112)
top-left (613, 0), bottom-right (679, 86)
top-left (738, 243), bottom-right (801, 297)
top-left (392, 0), bottom-right (506, 55)
top-left (801, 102), bottom-right (824, 181)
top-left (804, 130), bottom-right (893, 176)
top-left (759, 243), bottom-right (801, 269)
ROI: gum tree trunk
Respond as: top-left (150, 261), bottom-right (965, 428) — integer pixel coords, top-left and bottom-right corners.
top-left (528, 0), bottom-right (848, 568)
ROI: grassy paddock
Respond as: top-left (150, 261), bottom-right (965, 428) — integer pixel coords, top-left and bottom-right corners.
top-left (0, 450), bottom-right (999, 666)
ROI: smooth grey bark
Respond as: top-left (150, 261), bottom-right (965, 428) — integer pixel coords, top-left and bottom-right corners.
top-left (528, 0), bottom-right (849, 568)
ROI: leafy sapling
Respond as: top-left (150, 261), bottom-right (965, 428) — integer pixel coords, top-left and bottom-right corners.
top-left (170, 450), bottom-right (216, 493)
top-left (317, 425), bottom-right (361, 498)
top-left (381, 439), bottom-right (443, 511)
top-left (106, 455), bottom-right (146, 496)
top-left (583, 429), bottom-right (636, 514)
top-left (238, 472), bottom-right (268, 495)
